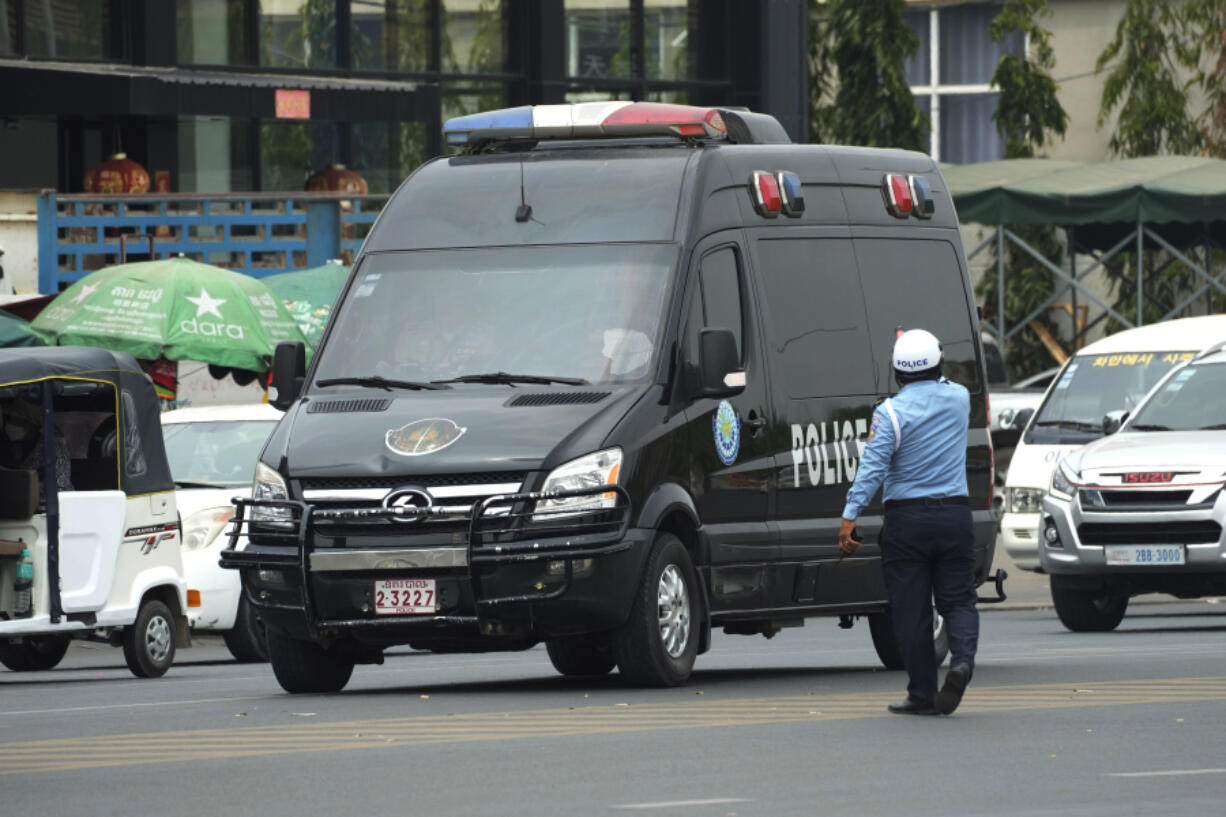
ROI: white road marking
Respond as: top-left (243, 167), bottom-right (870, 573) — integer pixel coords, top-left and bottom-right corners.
top-left (1104, 768), bottom-right (1226, 778)
top-left (613, 798), bottom-right (752, 810)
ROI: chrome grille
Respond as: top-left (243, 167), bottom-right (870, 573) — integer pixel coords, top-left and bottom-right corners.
top-left (1081, 489), bottom-right (1194, 509)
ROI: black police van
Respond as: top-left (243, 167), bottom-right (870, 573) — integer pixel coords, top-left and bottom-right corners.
top-left (223, 102), bottom-right (1003, 693)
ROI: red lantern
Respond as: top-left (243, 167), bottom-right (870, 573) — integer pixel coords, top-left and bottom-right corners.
top-left (305, 163), bottom-right (368, 194)
top-left (84, 152), bottom-right (150, 194)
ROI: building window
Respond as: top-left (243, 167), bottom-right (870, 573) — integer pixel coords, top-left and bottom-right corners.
top-left (177, 0), bottom-right (251, 66)
top-left (906, 2), bottom-right (1022, 164)
top-left (564, 0), bottom-right (728, 105)
top-left (440, 0), bottom-right (509, 74)
top-left (20, 0), bottom-right (124, 60)
top-left (260, 0), bottom-right (339, 70)
top-left (350, 0), bottom-right (431, 73)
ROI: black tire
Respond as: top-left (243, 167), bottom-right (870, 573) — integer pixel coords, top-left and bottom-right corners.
top-left (123, 599), bottom-right (176, 678)
top-left (266, 630), bottom-right (354, 694)
top-left (1050, 578), bottom-right (1128, 632)
top-left (612, 532), bottom-right (700, 687)
top-left (868, 606), bottom-right (949, 671)
top-left (546, 634), bottom-right (616, 677)
top-left (223, 596), bottom-right (269, 663)
top-left (0, 636), bottom-right (71, 672)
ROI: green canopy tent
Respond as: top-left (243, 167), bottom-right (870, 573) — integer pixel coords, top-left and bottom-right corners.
top-left (943, 156), bottom-right (1226, 355)
top-left (261, 259), bottom-right (350, 347)
top-left (0, 310), bottom-right (46, 348)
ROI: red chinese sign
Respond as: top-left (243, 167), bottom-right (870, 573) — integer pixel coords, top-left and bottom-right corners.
top-left (276, 89), bottom-right (311, 119)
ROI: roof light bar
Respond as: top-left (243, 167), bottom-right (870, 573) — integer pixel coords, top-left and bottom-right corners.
top-left (443, 102), bottom-right (729, 148)
top-left (750, 171), bottom-right (782, 217)
top-left (909, 175), bottom-right (934, 219)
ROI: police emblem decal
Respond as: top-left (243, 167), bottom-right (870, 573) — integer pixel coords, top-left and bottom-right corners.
top-left (713, 400), bottom-right (741, 466)
top-left (385, 418), bottom-right (467, 457)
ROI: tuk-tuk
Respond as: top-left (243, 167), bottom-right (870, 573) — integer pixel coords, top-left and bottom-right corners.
top-left (0, 347), bottom-right (188, 677)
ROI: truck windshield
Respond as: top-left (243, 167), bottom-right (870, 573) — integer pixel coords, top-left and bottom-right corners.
top-left (1029, 350), bottom-right (1194, 443)
top-left (312, 244), bottom-right (676, 387)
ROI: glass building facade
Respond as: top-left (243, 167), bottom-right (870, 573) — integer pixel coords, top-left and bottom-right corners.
top-left (0, 0), bottom-right (807, 195)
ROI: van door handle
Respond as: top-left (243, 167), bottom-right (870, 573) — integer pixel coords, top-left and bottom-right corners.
top-left (745, 411), bottom-right (767, 436)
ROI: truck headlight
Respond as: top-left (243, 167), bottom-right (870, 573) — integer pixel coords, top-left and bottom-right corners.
top-left (250, 461), bottom-right (293, 525)
top-left (1050, 464), bottom-right (1078, 501)
top-left (1007, 487), bottom-right (1044, 515)
top-left (181, 506), bottom-right (235, 551)
top-left (534, 448), bottom-right (622, 521)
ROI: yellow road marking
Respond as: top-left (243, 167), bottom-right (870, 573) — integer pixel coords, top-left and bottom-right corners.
top-left (3, 676), bottom-right (1223, 775)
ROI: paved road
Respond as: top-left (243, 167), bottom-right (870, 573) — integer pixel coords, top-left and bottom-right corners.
top-left (3, 599), bottom-right (1223, 817)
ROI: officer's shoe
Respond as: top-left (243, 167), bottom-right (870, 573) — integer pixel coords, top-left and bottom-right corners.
top-left (887, 697), bottom-right (939, 715)
top-left (935, 663), bottom-right (972, 715)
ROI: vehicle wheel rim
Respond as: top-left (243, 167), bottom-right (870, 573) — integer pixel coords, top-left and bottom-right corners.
top-left (932, 609), bottom-right (944, 639)
top-left (146, 615), bottom-right (172, 664)
top-left (657, 564), bottom-right (690, 658)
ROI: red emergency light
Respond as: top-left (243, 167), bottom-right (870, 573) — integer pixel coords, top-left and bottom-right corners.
top-left (750, 171), bottom-right (783, 217)
top-left (883, 173), bottom-right (913, 218)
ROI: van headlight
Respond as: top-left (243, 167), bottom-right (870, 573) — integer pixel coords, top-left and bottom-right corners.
top-left (534, 448), bottom-right (622, 521)
top-left (1008, 487), bottom-right (1044, 514)
top-left (181, 506), bottom-right (235, 550)
top-left (1050, 463), bottom-right (1079, 501)
top-left (251, 461), bottom-right (293, 524)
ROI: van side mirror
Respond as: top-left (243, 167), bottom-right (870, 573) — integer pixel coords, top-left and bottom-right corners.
top-left (1102, 409), bottom-right (1128, 435)
top-left (698, 328), bottom-right (745, 398)
top-left (270, 341), bottom-right (306, 411)
top-left (1012, 408), bottom-right (1034, 431)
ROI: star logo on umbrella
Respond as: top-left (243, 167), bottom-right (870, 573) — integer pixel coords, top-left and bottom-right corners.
top-left (71, 283), bottom-right (99, 304)
top-left (186, 288), bottom-right (227, 318)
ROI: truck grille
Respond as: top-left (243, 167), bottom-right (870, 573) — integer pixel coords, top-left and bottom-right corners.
top-left (1077, 521), bottom-right (1222, 546)
top-left (1082, 489), bottom-right (1194, 509)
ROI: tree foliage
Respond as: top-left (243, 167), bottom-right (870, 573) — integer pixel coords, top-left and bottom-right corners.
top-left (1096, 0), bottom-right (1201, 157)
top-left (979, 0), bottom-right (1069, 380)
top-left (1095, 1), bottom-right (1226, 329)
top-left (810, 0), bottom-right (928, 151)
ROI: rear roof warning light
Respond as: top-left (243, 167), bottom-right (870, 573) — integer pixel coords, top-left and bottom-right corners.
top-left (751, 171), bottom-right (783, 217)
top-left (883, 173), bottom-right (913, 218)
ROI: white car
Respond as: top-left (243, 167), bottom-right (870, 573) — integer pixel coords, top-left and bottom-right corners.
top-left (161, 403), bottom-right (283, 661)
top-left (1000, 315), bottom-right (1226, 571)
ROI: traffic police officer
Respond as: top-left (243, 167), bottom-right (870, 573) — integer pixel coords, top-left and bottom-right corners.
top-left (838, 328), bottom-right (978, 716)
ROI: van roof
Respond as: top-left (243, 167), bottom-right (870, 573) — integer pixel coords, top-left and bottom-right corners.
top-left (1075, 315), bottom-right (1226, 356)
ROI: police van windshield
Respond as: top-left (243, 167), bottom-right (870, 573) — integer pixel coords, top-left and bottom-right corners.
top-left (313, 244), bottom-right (675, 387)
top-left (1028, 350), bottom-right (1195, 443)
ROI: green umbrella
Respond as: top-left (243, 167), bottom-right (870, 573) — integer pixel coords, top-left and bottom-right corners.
top-left (262, 259), bottom-right (349, 346)
top-left (0, 310), bottom-right (46, 347)
top-left (31, 257), bottom-right (309, 372)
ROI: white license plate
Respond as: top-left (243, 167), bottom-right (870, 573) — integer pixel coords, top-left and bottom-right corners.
top-left (374, 578), bottom-right (437, 615)
top-left (1104, 545), bottom-right (1186, 566)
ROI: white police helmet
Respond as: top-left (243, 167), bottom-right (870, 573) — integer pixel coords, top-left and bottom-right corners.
top-left (892, 328), bottom-right (942, 374)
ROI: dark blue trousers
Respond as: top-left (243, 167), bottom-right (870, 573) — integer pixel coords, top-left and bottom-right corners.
top-left (880, 504), bottom-right (979, 704)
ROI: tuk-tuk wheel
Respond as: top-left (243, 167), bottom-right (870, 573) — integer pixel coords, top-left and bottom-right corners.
top-left (123, 599), bottom-right (176, 678)
top-left (0, 635), bottom-right (71, 672)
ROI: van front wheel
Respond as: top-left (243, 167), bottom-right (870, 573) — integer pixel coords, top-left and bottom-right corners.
top-left (123, 599), bottom-right (176, 678)
top-left (613, 533), bottom-right (699, 687)
top-left (266, 630), bottom-right (354, 694)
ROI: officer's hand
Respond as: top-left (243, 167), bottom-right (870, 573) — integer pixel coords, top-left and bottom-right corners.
top-left (838, 518), bottom-right (860, 554)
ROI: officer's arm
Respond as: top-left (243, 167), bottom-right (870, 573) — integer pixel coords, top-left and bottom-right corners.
top-left (841, 405), bottom-right (896, 522)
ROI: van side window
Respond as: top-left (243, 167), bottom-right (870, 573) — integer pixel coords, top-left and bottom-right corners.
top-left (853, 238), bottom-right (983, 392)
top-left (698, 247), bottom-right (745, 363)
top-left (755, 238), bottom-right (877, 396)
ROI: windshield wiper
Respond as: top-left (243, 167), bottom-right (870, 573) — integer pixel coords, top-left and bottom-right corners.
top-left (316, 375), bottom-right (448, 391)
top-left (1129, 423), bottom-right (1171, 431)
top-left (432, 371), bottom-right (590, 386)
top-left (1198, 423), bottom-right (1226, 430)
top-left (1032, 420), bottom-right (1102, 431)
top-left (173, 480), bottom-right (229, 489)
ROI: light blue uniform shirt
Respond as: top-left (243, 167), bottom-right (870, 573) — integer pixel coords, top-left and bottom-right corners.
top-left (842, 378), bottom-right (970, 520)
